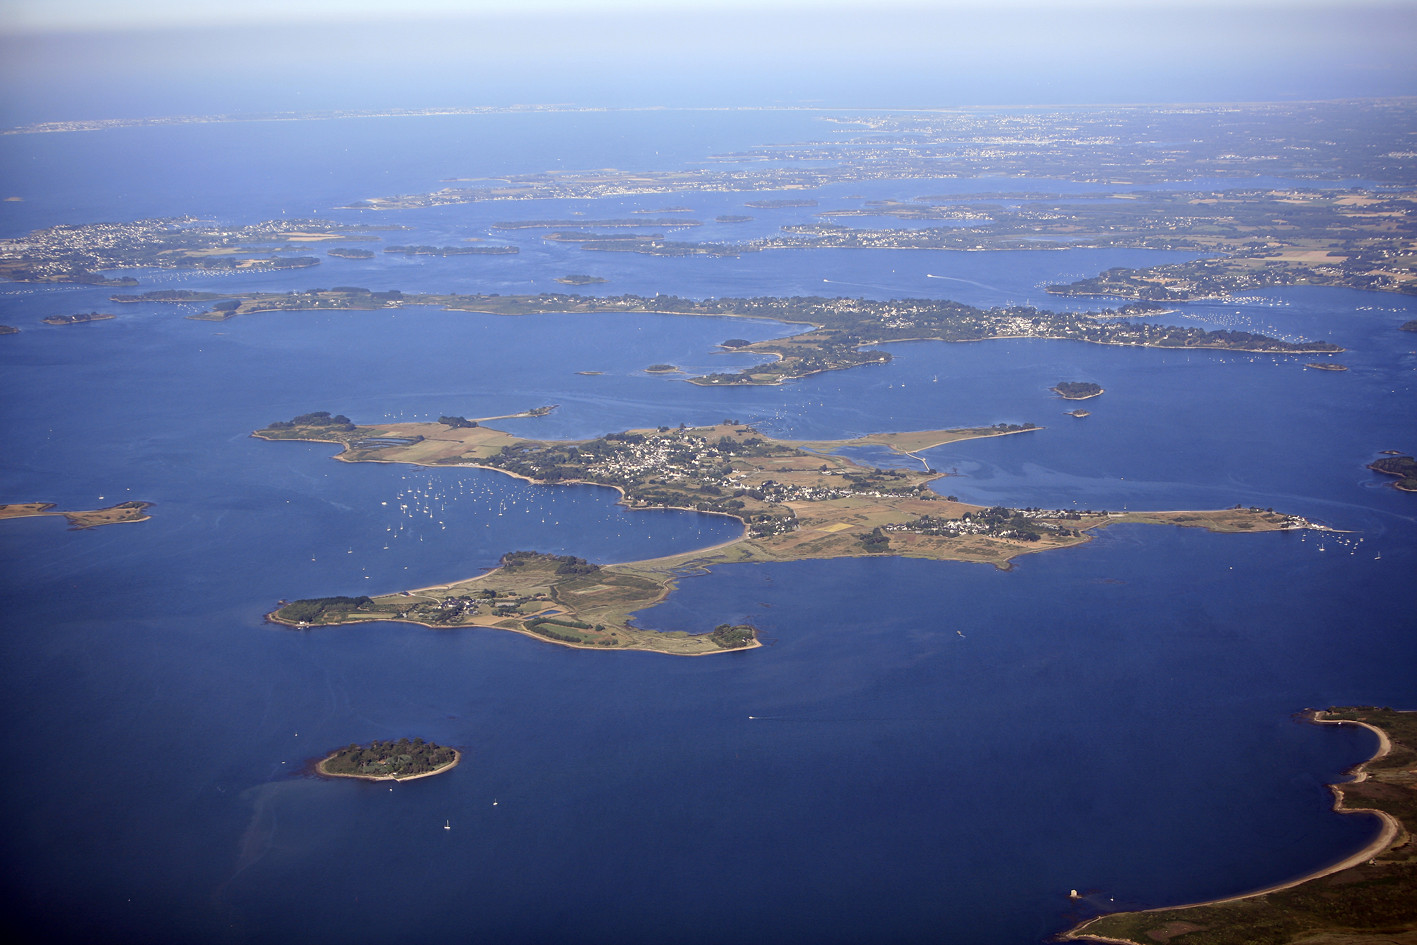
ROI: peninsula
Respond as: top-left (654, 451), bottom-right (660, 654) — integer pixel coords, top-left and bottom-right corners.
top-left (115, 288), bottom-right (1342, 386)
top-left (316, 738), bottom-right (459, 782)
top-left (1368, 454), bottom-right (1417, 492)
top-left (1063, 707), bottom-right (1416, 945)
top-left (257, 412), bottom-right (1318, 655)
top-left (0, 500), bottom-right (153, 530)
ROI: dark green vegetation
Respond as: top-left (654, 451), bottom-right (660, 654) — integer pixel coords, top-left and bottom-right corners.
top-left (263, 411), bottom-right (357, 433)
top-left (276, 596), bottom-right (374, 624)
top-left (1067, 708), bottom-right (1417, 945)
top-left (327, 247), bottom-right (374, 259)
top-left (1053, 381), bottom-right (1103, 399)
top-left (858, 527), bottom-right (891, 553)
top-left (645, 363), bottom-right (678, 373)
top-left (1369, 455), bottom-right (1417, 492)
top-left (438, 416), bottom-right (477, 428)
top-left (708, 624), bottom-right (757, 649)
top-left (112, 289), bottom-right (229, 303)
top-left (157, 289), bottom-right (1340, 384)
top-left (318, 738), bottom-right (457, 780)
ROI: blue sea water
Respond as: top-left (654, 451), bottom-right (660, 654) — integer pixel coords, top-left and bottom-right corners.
top-left (1, 111), bottom-right (1414, 944)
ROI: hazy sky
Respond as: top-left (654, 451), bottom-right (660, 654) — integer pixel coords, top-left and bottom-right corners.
top-left (1, 0), bottom-right (1414, 120)
top-left (5, 0), bottom-right (1414, 32)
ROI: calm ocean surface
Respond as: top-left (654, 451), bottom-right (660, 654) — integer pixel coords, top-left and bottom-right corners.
top-left (1, 112), bottom-right (1413, 944)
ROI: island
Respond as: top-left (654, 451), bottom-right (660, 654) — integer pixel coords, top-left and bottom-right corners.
top-left (383, 244), bottom-right (517, 256)
top-left (0, 325), bottom-right (18, 334)
top-left (1063, 707), bottom-right (1416, 945)
top-left (327, 247), bottom-right (374, 259)
top-left (42, 312), bottom-right (114, 326)
top-left (315, 738), bottom-right (459, 781)
top-left (1402, 321), bottom-right (1417, 333)
top-left (492, 218), bottom-right (700, 230)
top-left (744, 199), bottom-right (818, 209)
top-left (256, 412), bottom-right (1319, 655)
top-left (1305, 362), bottom-right (1348, 371)
top-left (555, 274), bottom-right (607, 285)
top-left (0, 500), bottom-right (153, 529)
top-left (113, 288), bottom-right (1343, 384)
top-left (1053, 381), bottom-right (1104, 400)
top-left (1368, 454), bottom-right (1417, 492)
top-left (644, 363), bottom-right (679, 373)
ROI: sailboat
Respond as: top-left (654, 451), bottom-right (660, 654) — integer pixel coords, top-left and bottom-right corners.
top-left (444, 820), bottom-right (450, 830)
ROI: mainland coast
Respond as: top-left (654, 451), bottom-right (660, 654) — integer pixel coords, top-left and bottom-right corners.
top-left (1062, 706), bottom-right (1416, 945)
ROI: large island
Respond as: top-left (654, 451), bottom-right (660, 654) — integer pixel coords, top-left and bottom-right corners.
top-left (116, 288), bottom-right (1343, 387)
top-left (258, 412), bottom-right (1318, 655)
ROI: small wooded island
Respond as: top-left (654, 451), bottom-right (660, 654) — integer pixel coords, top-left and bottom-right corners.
top-left (43, 312), bottom-right (114, 326)
top-left (1053, 381), bottom-right (1104, 400)
top-left (316, 738), bottom-right (459, 781)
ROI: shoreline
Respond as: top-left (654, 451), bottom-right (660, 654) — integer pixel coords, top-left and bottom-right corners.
top-left (1061, 709), bottom-right (1409, 943)
top-left (314, 747), bottom-right (460, 782)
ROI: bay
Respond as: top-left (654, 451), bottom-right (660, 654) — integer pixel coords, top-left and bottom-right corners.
top-left (1, 109), bottom-right (1413, 944)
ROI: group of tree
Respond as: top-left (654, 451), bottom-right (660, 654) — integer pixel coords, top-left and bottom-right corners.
top-left (858, 527), bottom-right (892, 553)
top-left (498, 550), bottom-right (601, 575)
top-left (279, 595), bottom-right (373, 623)
top-left (438, 415), bottom-right (477, 428)
top-left (709, 624), bottom-right (757, 648)
top-left (265, 411), bottom-right (354, 431)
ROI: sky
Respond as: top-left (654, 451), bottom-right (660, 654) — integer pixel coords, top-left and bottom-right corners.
top-left (1, 0), bottom-right (1414, 121)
